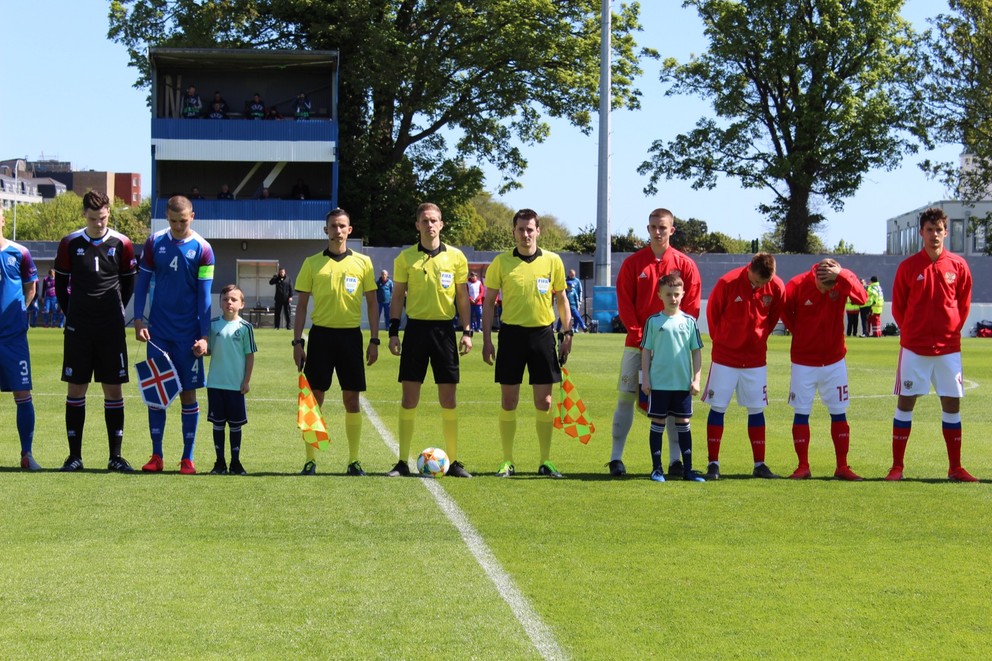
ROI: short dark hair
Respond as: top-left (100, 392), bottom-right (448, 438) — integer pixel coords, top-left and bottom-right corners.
top-left (648, 208), bottom-right (675, 223)
top-left (749, 252), bottom-right (776, 280)
top-left (870, 275), bottom-right (878, 283)
top-left (82, 190), bottom-right (110, 211)
top-left (658, 273), bottom-right (684, 289)
top-left (326, 207), bottom-right (351, 224)
top-left (167, 195), bottom-right (193, 214)
top-left (220, 284), bottom-right (243, 300)
top-left (919, 207), bottom-right (948, 230)
top-left (416, 202), bottom-right (441, 219)
top-left (512, 208), bottom-right (539, 228)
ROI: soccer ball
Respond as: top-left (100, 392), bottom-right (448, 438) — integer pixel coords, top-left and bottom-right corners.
top-left (417, 447), bottom-right (450, 477)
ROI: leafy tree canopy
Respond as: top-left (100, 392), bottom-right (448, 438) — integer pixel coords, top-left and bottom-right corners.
top-left (109, 0), bottom-right (647, 245)
top-left (639, 0), bottom-right (921, 253)
top-left (3, 194), bottom-right (150, 243)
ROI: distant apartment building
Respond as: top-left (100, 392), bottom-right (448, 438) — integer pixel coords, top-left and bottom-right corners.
top-left (0, 159), bottom-right (42, 209)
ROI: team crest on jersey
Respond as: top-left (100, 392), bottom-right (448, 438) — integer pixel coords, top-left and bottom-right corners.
top-left (186, 249), bottom-right (196, 259)
top-left (945, 271), bottom-right (956, 283)
top-left (903, 379), bottom-right (913, 389)
top-left (5, 255), bottom-right (14, 267)
top-left (108, 247), bottom-right (116, 257)
top-left (829, 290), bottom-right (839, 301)
top-left (344, 275), bottom-right (359, 293)
top-left (762, 295), bottom-right (773, 306)
top-left (536, 277), bottom-right (550, 294)
top-left (440, 271), bottom-right (453, 289)
top-left (670, 269), bottom-right (682, 277)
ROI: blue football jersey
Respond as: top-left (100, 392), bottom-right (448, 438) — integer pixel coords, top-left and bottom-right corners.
top-left (138, 229), bottom-right (215, 340)
top-left (0, 241), bottom-right (38, 338)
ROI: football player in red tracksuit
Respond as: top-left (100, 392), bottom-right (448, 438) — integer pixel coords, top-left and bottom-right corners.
top-left (887, 207), bottom-right (977, 482)
top-left (781, 259), bottom-right (867, 481)
top-left (610, 209), bottom-right (701, 478)
top-left (702, 253), bottom-right (785, 480)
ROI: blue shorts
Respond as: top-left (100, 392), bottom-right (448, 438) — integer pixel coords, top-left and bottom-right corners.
top-left (0, 334), bottom-right (32, 392)
top-left (647, 389), bottom-right (693, 420)
top-left (207, 388), bottom-right (248, 426)
top-left (147, 338), bottom-right (204, 391)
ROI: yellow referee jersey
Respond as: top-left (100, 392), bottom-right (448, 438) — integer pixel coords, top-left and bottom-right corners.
top-left (485, 248), bottom-right (566, 327)
top-left (393, 243), bottom-right (468, 320)
top-left (295, 249), bottom-right (376, 328)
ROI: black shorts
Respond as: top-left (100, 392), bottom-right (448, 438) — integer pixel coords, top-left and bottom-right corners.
top-left (304, 326), bottom-right (366, 392)
top-left (207, 388), bottom-right (248, 426)
top-left (647, 389), bottom-right (693, 419)
top-left (62, 323), bottom-right (129, 385)
top-left (398, 319), bottom-right (459, 384)
top-left (494, 324), bottom-right (561, 386)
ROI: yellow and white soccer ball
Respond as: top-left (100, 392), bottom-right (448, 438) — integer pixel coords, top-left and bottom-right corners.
top-left (417, 447), bottom-right (450, 477)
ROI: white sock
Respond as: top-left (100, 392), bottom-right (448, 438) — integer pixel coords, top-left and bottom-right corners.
top-left (611, 394), bottom-right (636, 461)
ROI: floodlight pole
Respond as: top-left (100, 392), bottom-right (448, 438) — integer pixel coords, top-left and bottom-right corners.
top-left (12, 166), bottom-right (17, 241)
top-left (594, 0), bottom-right (611, 287)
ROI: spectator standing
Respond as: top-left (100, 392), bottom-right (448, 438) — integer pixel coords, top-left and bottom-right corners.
top-left (269, 268), bottom-right (294, 330)
top-left (466, 270), bottom-right (485, 332)
top-left (867, 276), bottom-right (884, 337)
top-left (376, 270), bottom-right (393, 327)
top-left (181, 85), bottom-right (202, 119)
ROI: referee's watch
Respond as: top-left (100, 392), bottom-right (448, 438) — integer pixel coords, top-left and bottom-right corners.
top-left (369, 338), bottom-right (381, 346)
top-left (291, 338), bottom-right (305, 347)
top-left (462, 330), bottom-right (474, 337)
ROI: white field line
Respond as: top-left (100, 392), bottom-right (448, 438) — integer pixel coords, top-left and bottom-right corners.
top-left (361, 395), bottom-right (567, 661)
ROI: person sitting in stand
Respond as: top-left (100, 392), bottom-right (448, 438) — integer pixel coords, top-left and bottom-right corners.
top-left (190, 187), bottom-right (205, 200)
top-left (181, 85), bottom-right (202, 119)
top-left (246, 93), bottom-right (266, 120)
top-left (291, 178), bottom-right (311, 200)
top-left (258, 187), bottom-right (273, 200)
top-left (207, 101), bottom-right (227, 119)
top-left (294, 93), bottom-right (312, 120)
top-left (217, 184), bottom-right (234, 200)
top-left (265, 106), bottom-right (283, 120)
top-left (211, 91), bottom-right (229, 114)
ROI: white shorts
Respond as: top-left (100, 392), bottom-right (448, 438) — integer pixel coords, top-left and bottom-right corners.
top-left (893, 348), bottom-right (964, 398)
top-left (617, 347), bottom-right (641, 394)
top-left (788, 359), bottom-right (850, 415)
top-left (701, 362), bottom-right (768, 411)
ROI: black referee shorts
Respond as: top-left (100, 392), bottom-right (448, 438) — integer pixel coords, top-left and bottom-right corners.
top-left (494, 324), bottom-right (562, 386)
top-left (303, 326), bottom-right (366, 392)
top-left (398, 319), bottom-right (459, 384)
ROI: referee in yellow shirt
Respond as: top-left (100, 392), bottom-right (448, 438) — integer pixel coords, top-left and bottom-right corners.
top-left (293, 208), bottom-right (380, 476)
top-left (482, 209), bottom-right (573, 478)
top-left (387, 203), bottom-right (474, 477)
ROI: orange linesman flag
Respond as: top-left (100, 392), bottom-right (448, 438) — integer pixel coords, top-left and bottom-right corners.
top-left (298, 372), bottom-right (330, 451)
top-left (554, 367), bottom-right (595, 444)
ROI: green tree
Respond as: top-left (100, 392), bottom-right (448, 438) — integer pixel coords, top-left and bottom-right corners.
top-left (639, 0), bottom-right (921, 253)
top-left (760, 225), bottom-right (826, 254)
top-left (920, 1), bottom-right (992, 253)
top-left (832, 238), bottom-right (858, 255)
top-left (708, 231), bottom-right (751, 253)
top-left (5, 194), bottom-right (151, 243)
top-left (670, 217), bottom-right (710, 252)
top-left (109, 0), bottom-right (647, 245)
top-left (564, 224), bottom-right (597, 254)
top-left (611, 228), bottom-right (645, 252)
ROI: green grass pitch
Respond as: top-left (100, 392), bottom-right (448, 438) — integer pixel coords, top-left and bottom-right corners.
top-left (1, 328), bottom-right (990, 658)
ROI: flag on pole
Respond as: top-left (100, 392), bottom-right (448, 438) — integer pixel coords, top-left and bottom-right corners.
top-left (554, 367), bottom-right (595, 444)
top-left (135, 353), bottom-right (181, 410)
top-left (298, 372), bottom-right (329, 451)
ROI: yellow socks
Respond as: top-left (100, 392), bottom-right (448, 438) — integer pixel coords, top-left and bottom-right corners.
top-left (345, 411), bottom-right (362, 464)
top-left (398, 407), bottom-right (416, 463)
top-left (499, 408), bottom-right (517, 462)
top-left (536, 405), bottom-right (554, 463)
top-left (441, 408), bottom-right (458, 460)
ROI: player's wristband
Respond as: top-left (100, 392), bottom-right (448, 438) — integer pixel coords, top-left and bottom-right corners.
top-left (462, 330), bottom-right (474, 337)
top-left (557, 330), bottom-right (574, 342)
top-left (292, 338), bottom-right (305, 347)
top-left (369, 338), bottom-right (381, 346)
top-left (388, 318), bottom-right (401, 337)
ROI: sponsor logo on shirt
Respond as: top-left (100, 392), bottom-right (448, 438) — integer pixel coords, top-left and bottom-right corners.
top-left (804, 299), bottom-right (813, 306)
top-left (916, 274), bottom-right (924, 281)
top-left (440, 272), bottom-right (453, 289)
top-left (734, 296), bottom-right (743, 302)
top-left (76, 248), bottom-right (86, 256)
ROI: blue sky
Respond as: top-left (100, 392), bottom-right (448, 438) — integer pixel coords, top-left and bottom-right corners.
top-left (1, 0), bottom-right (958, 253)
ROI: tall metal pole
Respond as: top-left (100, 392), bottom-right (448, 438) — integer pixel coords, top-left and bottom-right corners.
top-left (594, 0), bottom-right (611, 287)
top-left (12, 165), bottom-right (17, 241)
